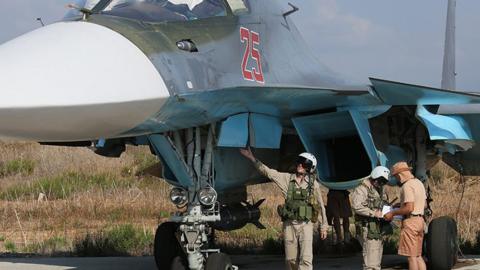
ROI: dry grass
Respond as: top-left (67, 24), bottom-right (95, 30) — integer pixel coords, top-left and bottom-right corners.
top-left (428, 162), bottom-right (480, 244)
top-left (0, 142), bottom-right (479, 255)
top-left (0, 142), bottom-right (173, 254)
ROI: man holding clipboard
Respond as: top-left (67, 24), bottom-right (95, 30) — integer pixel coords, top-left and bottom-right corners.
top-left (384, 161), bottom-right (427, 270)
top-left (352, 166), bottom-right (391, 270)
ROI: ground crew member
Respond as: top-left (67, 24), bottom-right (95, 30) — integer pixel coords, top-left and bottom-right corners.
top-left (326, 189), bottom-right (352, 245)
top-left (384, 161), bottom-right (427, 270)
top-left (352, 166), bottom-right (391, 270)
top-left (240, 147), bottom-right (328, 270)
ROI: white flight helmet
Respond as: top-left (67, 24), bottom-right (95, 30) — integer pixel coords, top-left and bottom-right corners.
top-left (370, 166), bottom-right (390, 182)
top-left (297, 152), bottom-right (317, 173)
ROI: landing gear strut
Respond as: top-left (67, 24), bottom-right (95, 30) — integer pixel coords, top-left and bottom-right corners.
top-left (172, 204), bottom-right (222, 270)
top-left (154, 202), bottom-right (235, 270)
top-left (151, 125), bottom-right (236, 270)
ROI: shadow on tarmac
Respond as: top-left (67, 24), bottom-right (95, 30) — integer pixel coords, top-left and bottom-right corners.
top-left (1, 253), bottom-right (479, 270)
top-left (0, 256), bottom-right (156, 270)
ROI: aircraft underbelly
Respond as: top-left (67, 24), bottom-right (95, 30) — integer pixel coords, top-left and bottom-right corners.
top-left (0, 21), bottom-right (170, 141)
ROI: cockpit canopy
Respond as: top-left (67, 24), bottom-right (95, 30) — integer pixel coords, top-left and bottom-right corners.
top-left (66, 0), bottom-right (228, 22)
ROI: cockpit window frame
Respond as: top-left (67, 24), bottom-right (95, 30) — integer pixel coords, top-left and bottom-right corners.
top-left (90, 0), bottom-right (233, 23)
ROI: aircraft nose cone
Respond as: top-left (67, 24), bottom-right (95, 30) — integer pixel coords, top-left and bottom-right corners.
top-left (0, 21), bottom-right (169, 141)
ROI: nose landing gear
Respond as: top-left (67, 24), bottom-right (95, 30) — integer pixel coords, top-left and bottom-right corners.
top-left (149, 125), bottom-right (237, 270)
top-left (153, 204), bottom-right (237, 270)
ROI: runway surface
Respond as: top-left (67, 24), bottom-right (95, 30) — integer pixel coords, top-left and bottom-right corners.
top-left (0, 255), bottom-right (479, 269)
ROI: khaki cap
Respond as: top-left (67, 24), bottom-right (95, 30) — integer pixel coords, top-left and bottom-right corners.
top-left (391, 161), bottom-right (412, 176)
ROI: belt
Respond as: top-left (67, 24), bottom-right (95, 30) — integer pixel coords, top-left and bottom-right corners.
top-left (404, 214), bottom-right (423, 219)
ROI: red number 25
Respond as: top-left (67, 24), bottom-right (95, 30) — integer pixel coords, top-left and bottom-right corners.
top-left (240, 27), bottom-right (264, 84)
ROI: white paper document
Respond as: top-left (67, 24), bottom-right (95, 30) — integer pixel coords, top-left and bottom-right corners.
top-left (382, 205), bottom-right (403, 220)
top-left (382, 205), bottom-right (391, 216)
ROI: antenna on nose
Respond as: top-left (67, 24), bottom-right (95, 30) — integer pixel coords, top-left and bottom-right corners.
top-left (36, 17), bottom-right (45, 27)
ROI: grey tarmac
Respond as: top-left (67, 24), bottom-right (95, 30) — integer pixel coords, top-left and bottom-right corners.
top-left (0, 255), bottom-right (479, 270)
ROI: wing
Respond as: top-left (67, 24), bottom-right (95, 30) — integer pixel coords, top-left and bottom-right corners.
top-left (88, 79), bottom-right (480, 191)
top-left (369, 78), bottom-right (480, 176)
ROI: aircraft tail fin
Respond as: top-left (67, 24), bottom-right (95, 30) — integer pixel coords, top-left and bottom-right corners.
top-left (441, 0), bottom-right (457, 90)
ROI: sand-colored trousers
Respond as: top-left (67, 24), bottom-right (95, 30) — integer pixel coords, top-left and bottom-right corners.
top-left (283, 221), bottom-right (313, 270)
top-left (358, 227), bottom-right (383, 270)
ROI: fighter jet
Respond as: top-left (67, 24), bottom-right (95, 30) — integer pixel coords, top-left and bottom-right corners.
top-left (0, 0), bottom-right (470, 269)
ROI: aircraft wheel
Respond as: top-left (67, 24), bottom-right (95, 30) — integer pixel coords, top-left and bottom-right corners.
top-left (206, 253), bottom-right (233, 270)
top-left (426, 216), bottom-right (458, 270)
top-left (154, 222), bottom-right (183, 270)
top-left (170, 256), bottom-right (188, 270)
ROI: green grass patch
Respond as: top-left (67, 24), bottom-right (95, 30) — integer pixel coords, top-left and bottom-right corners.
top-left (132, 151), bottom-right (157, 171)
top-left (23, 236), bottom-right (70, 254)
top-left (107, 208), bottom-right (125, 223)
top-left (217, 224), bottom-right (283, 254)
top-left (0, 159), bottom-right (35, 177)
top-left (120, 152), bottom-right (157, 177)
top-left (0, 172), bottom-right (133, 201)
top-left (74, 224), bottom-right (153, 256)
top-left (0, 235), bottom-right (5, 241)
top-left (4, 241), bottom-right (16, 253)
top-left (222, 224), bottom-right (280, 242)
top-left (121, 166), bottom-right (134, 177)
top-left (125, 151), bottom-right (158, 177)
top-left (261, 237), bottom-right (284, 254)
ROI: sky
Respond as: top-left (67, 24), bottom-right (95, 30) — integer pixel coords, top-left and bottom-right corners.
top-left (0, 0), bottom-right (478, 90)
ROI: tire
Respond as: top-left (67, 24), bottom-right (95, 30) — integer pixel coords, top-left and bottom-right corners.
top-left (205, 253), bottom-right (233, 270)
top-left (154, 222), bottom-right (183, 270)
top-left (170, 256), bottom-right (188, 270)
top-left (426, 216), bottom-right (458, 270)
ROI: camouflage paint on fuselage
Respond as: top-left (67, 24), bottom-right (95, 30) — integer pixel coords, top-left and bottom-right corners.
top-left (80, 0), bottom-right (377, 137)
top-left (88, 0), bottom-right (348, 93)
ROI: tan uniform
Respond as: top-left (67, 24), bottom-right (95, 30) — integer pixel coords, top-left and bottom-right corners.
top-left (254, 160), bottom-right (328, 270)
top-left (351, 179), bottom-right (386, 270)
top-left (398, 178), bottom-right (426, 257)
